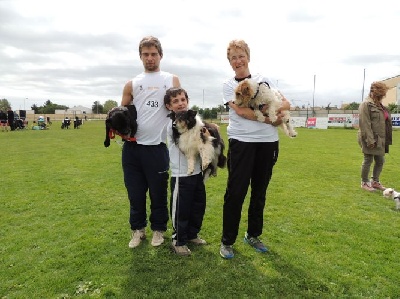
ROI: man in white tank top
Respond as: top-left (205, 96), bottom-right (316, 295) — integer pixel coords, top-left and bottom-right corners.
top-left (120, 36), bottom-right (181, 249)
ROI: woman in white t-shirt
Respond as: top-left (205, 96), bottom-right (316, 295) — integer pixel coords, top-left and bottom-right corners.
top-left (219, 39), bottom-right (290, 259)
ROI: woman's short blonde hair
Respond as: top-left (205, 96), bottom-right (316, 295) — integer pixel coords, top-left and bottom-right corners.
top-left (227, 39), bottom-right (250, 61)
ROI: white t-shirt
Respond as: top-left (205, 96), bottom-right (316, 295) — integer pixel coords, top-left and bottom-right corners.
top-left (222, 73), bottom-right (279, 142)
top-left (167, 122), bottom-right (201, 177)
top-left (131, 71), bottom-right (174, 145)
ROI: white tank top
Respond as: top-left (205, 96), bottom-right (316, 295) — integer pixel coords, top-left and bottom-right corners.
top-left (222, 73), bottom-right (279, 142)
top-left (131, 71), bottom-right (174, 145)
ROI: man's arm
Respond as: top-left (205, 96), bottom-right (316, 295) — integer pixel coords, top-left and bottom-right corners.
top-left (228, 101), bottom-right (283, 126)
top-left (172, 75), bottom-right (181, 88)
top-left (121, 81), bottom-right (133, 106)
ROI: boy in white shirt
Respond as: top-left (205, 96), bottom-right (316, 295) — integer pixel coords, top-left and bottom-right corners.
top-left (164, 87), bottom-right (208, 256)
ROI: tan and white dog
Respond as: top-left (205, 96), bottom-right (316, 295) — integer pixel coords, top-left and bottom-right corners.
top-left (168, 110), bottom-right (226, 179)
top-left (234, 78), bottom-right (297, 138)
top-left (382, 188), bottom-right (400, 210)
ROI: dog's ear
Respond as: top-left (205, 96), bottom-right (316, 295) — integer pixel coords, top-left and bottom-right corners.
top-left (104, 119), bottom-right (111, 147)
top-left (242, 83), bottom-right (252, 97)
top-left (187, 109), bottom-right (197, 118)
top-left (167, 111), bottom-right (176, 121)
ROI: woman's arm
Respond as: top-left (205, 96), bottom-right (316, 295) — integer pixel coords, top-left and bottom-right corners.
top-left (228, 101), bottom-right (282, 126)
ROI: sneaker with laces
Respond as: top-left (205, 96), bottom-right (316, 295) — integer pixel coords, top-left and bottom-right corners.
top-left (220, 243), bottom-right (234, 259)
top-left (151, 231), bottom-right (164, 247)
top-left (370, 180), bottom-right (386, 191)
top-left (361, 182), bottom-right (375, 192)
top-left (171, 243), bottom-right (191, 256)
top-left (188, 237), bottom-right (207, 245)
top-left (128, 229), bottom-right (146, 248)
top-left (244, 233), bottom-right (268, 253)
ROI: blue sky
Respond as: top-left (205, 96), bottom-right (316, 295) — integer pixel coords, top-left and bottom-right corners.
top-left (1, 0), bottom-right (399, 110)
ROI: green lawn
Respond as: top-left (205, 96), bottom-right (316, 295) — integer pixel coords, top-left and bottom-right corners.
top-left (1, 122), bottom-right (400, 298)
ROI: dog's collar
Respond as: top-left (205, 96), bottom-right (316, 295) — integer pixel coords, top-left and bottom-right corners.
top-left (251, 82), bottom-right (271, 100)
top-left (394, 196), bottom-right (400, 200)
top-left (108, 129), bottom-right (136, 142)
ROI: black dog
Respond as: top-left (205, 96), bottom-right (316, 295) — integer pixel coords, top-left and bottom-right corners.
top-left (74, 117), bottom-right (82, 129)
top-left (104, 105), bottom-right (138, 147)
top-left (168, 109), bottom-right (226, 181)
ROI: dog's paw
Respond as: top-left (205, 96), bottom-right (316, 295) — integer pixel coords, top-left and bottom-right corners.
top-left (255, 111), bottom-right (265, 122)
top-left (202, 162), bottom-right (210, 171)
top-left (187, 167), bottom-right (195, 175)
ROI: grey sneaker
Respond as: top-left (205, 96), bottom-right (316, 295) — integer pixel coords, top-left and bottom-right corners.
top-left (220, 243), bottom-right (234, 259)
top-left (128, 229), bottom-right (146, 248)
top-left (244, 233), bottom-right (268, 253)
top-left (171, 243), bottom-right (191, 256)
top-left (151, 231), bottom-right (164, 247)
top-left (188, 237), bottom-right (207, 245)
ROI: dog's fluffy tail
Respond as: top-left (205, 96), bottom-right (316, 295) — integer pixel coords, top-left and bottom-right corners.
top-left (217, 147), bottom-right (227, 168)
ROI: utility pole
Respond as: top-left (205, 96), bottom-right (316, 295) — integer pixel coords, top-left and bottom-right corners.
top-left (361, 68), bottom-right (366, 102)
top-left (312, 74), bottom-right (316, 116)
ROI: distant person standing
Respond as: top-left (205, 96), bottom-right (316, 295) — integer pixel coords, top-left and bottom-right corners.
top-left (121, 36), bottom-right (181, 249)
top-left (0, 110), bottom-right (8, 132)
top-left (358, 81), bottom-right (392, 192)
top-left (7, 107), bottom-right (15, 131)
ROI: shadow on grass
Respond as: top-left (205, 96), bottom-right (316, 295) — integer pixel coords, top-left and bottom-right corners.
top-left (121, 242), bottom-right (332, 298)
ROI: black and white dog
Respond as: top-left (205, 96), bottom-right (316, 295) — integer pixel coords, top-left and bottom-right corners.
top-left (168, 109), bottom-right (226, 181)
top-left (104, 105), bottom-right (138, 147)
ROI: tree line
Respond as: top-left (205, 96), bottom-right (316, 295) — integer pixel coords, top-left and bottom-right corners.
top-left (2, 98), bottom-right (398, 116)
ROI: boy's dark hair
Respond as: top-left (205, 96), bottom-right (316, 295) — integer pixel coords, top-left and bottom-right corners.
top-left (139, 36), bottom-right (163, 57)
top-left (164, 87), bottom-right (189, 107)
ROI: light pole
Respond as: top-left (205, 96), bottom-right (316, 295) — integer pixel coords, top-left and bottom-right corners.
top-left (361, 68), bottom-right (366, 102)
top-left (312, 74), bottom-right (316, 116)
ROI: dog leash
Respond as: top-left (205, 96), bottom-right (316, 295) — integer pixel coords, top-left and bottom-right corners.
top-left (172, 146), bottom-right (181, 244)
top-left (108, 129), bottom-right (137, 142)
top-left (251, 81), bottom-right (271, 100)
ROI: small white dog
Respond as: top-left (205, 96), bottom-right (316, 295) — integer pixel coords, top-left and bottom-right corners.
top-left (382, 188), bottom-right (400, 210)
top-left (234, 78), bottom-right (297, 138)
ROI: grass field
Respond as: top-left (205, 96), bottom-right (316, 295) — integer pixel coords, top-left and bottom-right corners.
top-left (1, 121), bottom-right (400, 298)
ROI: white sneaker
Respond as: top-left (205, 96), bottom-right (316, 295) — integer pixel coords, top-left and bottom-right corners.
top-left (151, 231), bottom-right (165, 247)
top-left (128, 229), bottom-right (146, 248)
